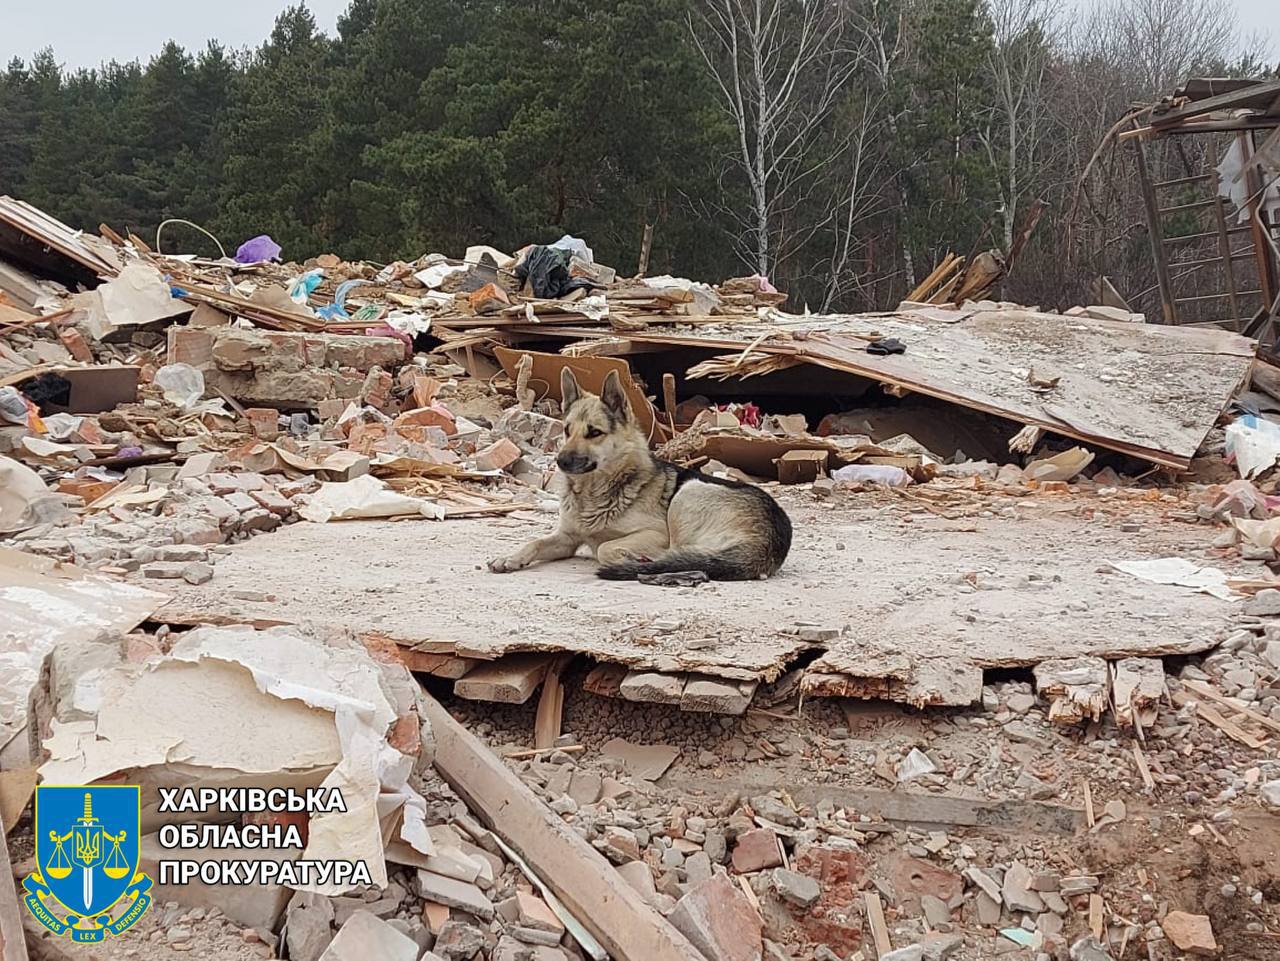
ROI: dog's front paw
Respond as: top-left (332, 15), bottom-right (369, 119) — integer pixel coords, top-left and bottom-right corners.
top-left (487, 555), bottom-right (527, 574)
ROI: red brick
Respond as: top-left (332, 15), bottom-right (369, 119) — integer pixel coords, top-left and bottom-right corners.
top-left (731, 828), bottom-right (782, 873)
top-left (244, 408), bottom-right (280, 440)
top-left (250, 489), bottom-right (293, 516)
top-left (469, 282), bottom-right (510, 314)
top-left (475, 438), bottom-right (521, 471)
top-left (167, 326), bottom-right (216, 368)
top-left (58, 327), bottom-right (94, 363)
top-left (394, 406), bottom-right (456, 436)
top-left (56, 477), bottom-right (118, 505)
top-left (412, 376), bottom-right (441, 408)
top-left (242, 809), bottom-right (310, 847)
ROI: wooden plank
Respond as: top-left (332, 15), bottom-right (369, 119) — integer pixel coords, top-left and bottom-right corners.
top-left (1082, 780), bottom-right (1096, 829)
top-left (583, 663), bottom-right (629, 698)
top-left (1181, 679), bottom-right (1280, 736)
top-left (864, 891), bottom-right (892, 959)
top-left (454, 654), bottom-right (550, 704)
top-left (535, 656), bottom-right (571, 750)
top-left (1132, 136), bottom-right (1177, 325)
top-left (1132, 743), bottom-right (1155, 792)
top-left (680, 775), bottom-right (1083, 835)
top-left (1089, 893), bottom-right (1104, 939)
top-left (398, 650), bottom-right (478, 678)
top-left (0, 813), bottom-right (29, 961)
top-left (1213, 196), bottom-right (1244, 328)
top-left (1150, 79), bottom-right (1280, 128)
top-left (1172, 691), bottom-right (1269, 749)
top-left (420, 695), bottom-right (706, 961)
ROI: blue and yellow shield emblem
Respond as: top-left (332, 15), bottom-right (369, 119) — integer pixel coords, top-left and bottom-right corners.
top-left (23, 786), bottom-right (153, 943)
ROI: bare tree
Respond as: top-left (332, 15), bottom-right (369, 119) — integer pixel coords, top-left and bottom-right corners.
top-left (979, 0), bottom-right (1057, 251)
top-left (1089, 0), bottom-right (1239, 97)
top-left (689, 0), bottom-right (869, 278)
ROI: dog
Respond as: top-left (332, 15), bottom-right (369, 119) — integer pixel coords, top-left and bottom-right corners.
top-left (487, 368), bottom-right (792, 580)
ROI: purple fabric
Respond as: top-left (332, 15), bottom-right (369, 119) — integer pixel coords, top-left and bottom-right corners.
top-left (235, 235), bottom-right (282, 264)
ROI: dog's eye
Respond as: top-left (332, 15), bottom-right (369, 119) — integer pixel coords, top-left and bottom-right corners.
top-left (584, 427), bottom-right (604, 439)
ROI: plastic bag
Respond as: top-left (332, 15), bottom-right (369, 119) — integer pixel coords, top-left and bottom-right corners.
top-left (153, 363), bottom-right (205, 410)
top-left (0, 387), bottom-right (32, 427)
top-left (831, 464), bottom-right (913, 487)
top-left (1225, 414), bottom-right (1280, 479)
top-left (549, 234), bottom-right (593, 264)
top-left (288, 268), bottom-right (325, 305)
top-left (235, 235), bottom-right (282, 264)
top-left (515, 246), bottom-right (598, 299)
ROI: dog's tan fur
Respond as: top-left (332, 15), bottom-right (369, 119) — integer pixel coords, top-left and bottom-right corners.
top-left (487, 369), bottom-right (791, 581)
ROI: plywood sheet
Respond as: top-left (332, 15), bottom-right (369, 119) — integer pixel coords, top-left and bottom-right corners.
top-left (499, 308), bottom-right (1256, 469)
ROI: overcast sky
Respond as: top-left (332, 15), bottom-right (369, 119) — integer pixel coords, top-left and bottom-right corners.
top-left (0, 0), bottom-right (1275, 70)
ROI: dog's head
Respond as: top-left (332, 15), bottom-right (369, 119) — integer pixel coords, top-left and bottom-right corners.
top-left (556, 368), bottom-right (640, 475)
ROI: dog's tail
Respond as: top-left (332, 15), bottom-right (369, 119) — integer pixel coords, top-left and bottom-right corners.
top-left (597, 546), bottom-right (766, 582)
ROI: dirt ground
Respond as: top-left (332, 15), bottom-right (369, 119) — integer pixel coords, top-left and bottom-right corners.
top-left (13, 480), bottom-right (1280, 961)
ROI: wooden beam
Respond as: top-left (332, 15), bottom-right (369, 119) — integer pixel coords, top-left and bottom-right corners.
top-left (1181, 678), bottom-right (1280, 736)
top-left (454, 654), bottom-right (550, 704)
top-left (864, 891), bottom-right (892, 959)
top-left (1131, 135), bottom-right (1177, 325)
top-left (0, 814), bottom-right (30, 961)
top-left (535, 656), bottom-right (571, 750)
top-left (1149, 80), bottom-right (1280, 128)
top-left (420, 695), bottom-right (706, 961)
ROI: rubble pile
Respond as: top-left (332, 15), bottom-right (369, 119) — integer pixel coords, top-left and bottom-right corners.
top-left (2, 195), bottom-right (1279, 961)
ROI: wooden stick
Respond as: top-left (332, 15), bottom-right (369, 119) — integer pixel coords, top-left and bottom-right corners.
top-left (0, 307), bottom-right (74, 338)
top-left (503, 744), bottom-right (586, 761)
top-left (637, 223), bottom-right (654, 279)
top-left (1090, 894), bottom-right (1104, 939)
top-left (864, 891), bottom-right (892, 959)
top-left (0, 811), bottom-right (29, 961)
top-left (662, 372), bottom-right (677, 435)
top-left (1082, 779), bottom-right (1096, 829)
top-left (1132, 743), bottom-right (1155, 793)
top-left (1181, 679), bottom-right (1280, 735)
top-left (420, 695), bottom-right (705, 961)
top-left (1172, 691), bottom-right (1270, 749)
top-left (535, 656), bottom-right (571, 750)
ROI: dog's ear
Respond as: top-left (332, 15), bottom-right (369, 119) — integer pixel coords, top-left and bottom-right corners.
top-left (600, 370), bottom-right (631, 423)
top-left (561, 367), bottom-right (582, 413)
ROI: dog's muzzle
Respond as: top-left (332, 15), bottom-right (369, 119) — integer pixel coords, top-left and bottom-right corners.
top-left (557, 452), bottom-right (597, 474)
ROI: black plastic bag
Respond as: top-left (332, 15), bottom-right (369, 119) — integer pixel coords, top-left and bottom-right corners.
top-left (515, 246), bottom-right (598, 299)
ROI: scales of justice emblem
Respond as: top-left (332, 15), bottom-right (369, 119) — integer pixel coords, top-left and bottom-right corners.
top-left (22, 786), bottom-right (154, 943)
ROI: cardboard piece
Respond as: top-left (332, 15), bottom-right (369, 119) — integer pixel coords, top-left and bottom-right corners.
top-left (494, 347), bottom-right (668, 444)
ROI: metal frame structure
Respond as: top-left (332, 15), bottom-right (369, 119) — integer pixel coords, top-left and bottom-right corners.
top-left (1126, 79), bottom-right (1280, 347)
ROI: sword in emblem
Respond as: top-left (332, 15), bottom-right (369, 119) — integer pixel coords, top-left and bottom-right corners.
top-left (73, 792), bottom-right (103, 913)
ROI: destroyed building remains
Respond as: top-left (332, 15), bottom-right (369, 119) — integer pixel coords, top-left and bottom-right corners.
top-left (3, 72), bottom-right (1280, 961)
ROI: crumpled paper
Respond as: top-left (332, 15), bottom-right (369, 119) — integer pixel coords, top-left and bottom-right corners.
top-left (299, 474), bottom-right (445, 523)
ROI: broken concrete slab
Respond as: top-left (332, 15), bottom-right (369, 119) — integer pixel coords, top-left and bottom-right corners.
top-left (414, 870), bottom-right (495, 921)
top-left (153, 509), bottom-right (1233, 707)
top-left (319, 909), bottom-right (418, 961)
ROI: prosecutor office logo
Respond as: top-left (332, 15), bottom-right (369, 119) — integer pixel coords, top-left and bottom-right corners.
top-left (22, 786), bottom-right (154, 943)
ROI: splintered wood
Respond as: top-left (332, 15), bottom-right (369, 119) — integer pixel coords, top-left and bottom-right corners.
top-left (1035, 657), bottom-right (1110, 725)
top-left (1111, 657), bottom-right (1166, 730)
